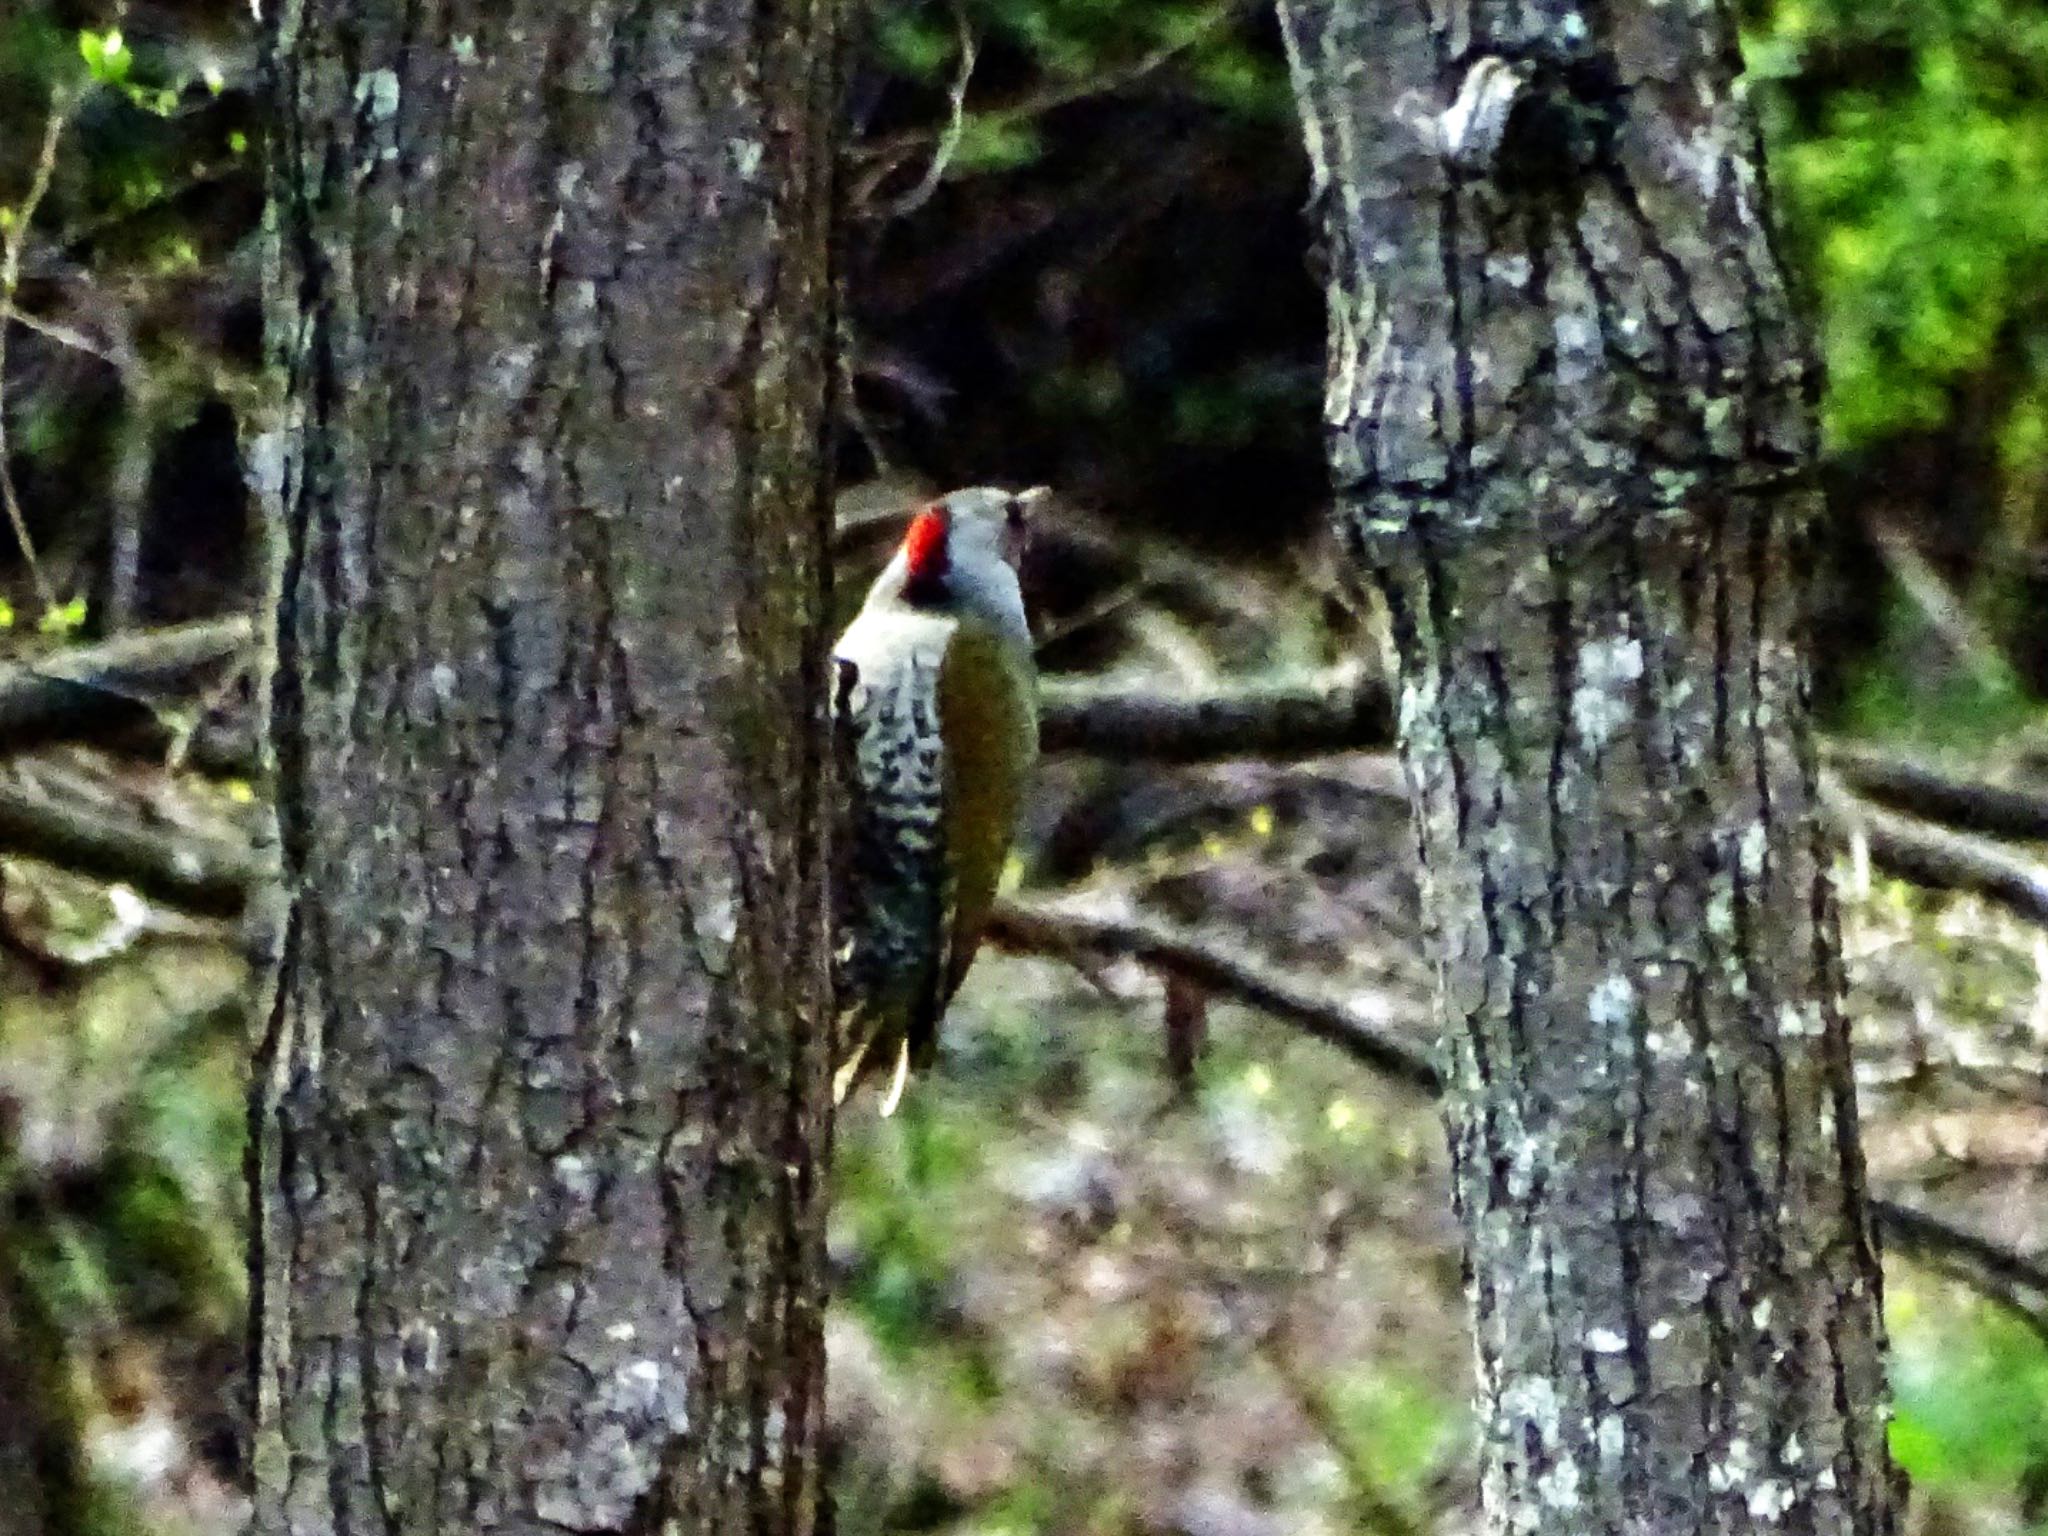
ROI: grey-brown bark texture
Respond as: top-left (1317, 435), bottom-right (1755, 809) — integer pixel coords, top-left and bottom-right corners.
top-left (1276, 3), bottom-right (1899, 1534)
top-left (249, 0), bottom-right (840, 1531)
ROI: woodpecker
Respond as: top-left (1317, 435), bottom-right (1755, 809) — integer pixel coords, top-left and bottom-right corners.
top-left (831, 485), bottom-right (1045, 1114)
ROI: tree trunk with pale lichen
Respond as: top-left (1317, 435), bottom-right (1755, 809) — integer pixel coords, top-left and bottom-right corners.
top-left (248, 1), bottom-right (840, 1531)
top-left (1277, 2), bottom-right (1899, 1533)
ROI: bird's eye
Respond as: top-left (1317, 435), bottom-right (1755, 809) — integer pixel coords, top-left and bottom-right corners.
top-left (1005, 500), bottom-right (1026, 527)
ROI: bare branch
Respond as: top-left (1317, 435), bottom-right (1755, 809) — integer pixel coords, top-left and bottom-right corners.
top-left (1256, 1324), bottom-right (1431, 1536)
top-left (1826, 741), bottom-right (2048, 843)
top-left (0, 87), bottom-right (75, 616)
top-left (2, 618), bottom-right (2045, 931)
top-left (1868, 515), bottom-right (2013, 690)
top-left (0, 748), bottom-right (2032, 1329)
top-left (1039, 669), bottom-right (1390, 762)
top-left (1821, 775), bottom-right (2048, 929)
top-left (991, 897), bottom-right (2048, 1337)
top-left (988, 899), bottom-right (1437, 1090)
top-left (0, 615), bottom-right (256, 740)
top-left (0, 768), bottom-right (261, 915)
top-left (1033, 580), bottom-right (1153, 654)
top-left (1875, 1200), bottom-right (2048, 1350)
top-left (1040, 672), bottom-right (2048, 927)
top-left (869, 1), bottom-right (979, 221)
top-left (857, 0), bottom-right (1245, 165)
top-left (0, 303), bottom-right (121, 367)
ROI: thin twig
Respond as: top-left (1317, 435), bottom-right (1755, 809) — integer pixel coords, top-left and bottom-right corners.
top-left (1033, 580), bottom-right (1154, 653)
top-left (1868, 514), bottom-right (2012, 690)
top-left (836, 340), bottom-right (896, 477)
top-left (166, 647), bottom-right (257, 772)
top-left (871, 0), bottom-right (979, 221)
top-left (55, 160), bottom-right (242, 261)
top-left (858, 0), bottom-right (1244, 165)
top-left (1256, 1325), bottom-right (1430, 1536)
top-left (100, 361), bottom-right (153, 631)
top-left (0, 303), bottom-right (120, 368)
top-left (0, 87), bottom-right (74, 616)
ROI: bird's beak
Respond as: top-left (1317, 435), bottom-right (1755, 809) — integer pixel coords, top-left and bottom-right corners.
top-left (1004, 486), bottom-right (1048, 569)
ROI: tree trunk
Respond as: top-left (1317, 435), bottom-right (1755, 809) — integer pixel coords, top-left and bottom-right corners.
top-left (1277, 4), bottom-right (1900, 1534)
top-left (248, 0), bottom-right (840, 1531)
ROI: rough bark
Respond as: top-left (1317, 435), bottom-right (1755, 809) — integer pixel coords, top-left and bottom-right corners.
top-left (1276, 3), bottom-right (1899, 1534)
top-left (248, 0), bottom-right (840, 1531)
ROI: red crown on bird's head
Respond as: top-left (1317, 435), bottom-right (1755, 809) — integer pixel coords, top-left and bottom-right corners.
top-left (902, 503), bottom-right (950, 603)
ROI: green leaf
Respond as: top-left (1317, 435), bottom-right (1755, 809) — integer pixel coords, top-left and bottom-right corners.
top-left (949, 114), bottom-right (1044, 175)
top-left (76, 26), bottom-right (129, 84)
top-left (37, 596), bottom-right (88, 637)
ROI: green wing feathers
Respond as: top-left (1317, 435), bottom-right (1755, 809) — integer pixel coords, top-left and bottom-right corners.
top-left (934, 618), bottom-right (1039, 1016)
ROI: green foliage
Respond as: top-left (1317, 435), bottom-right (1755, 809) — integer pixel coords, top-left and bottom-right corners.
top-left (1889, 1284), bottom-right (2048, 1513)
top-left (38, 595), bottom-right (89, 637)
top-left (1840, 586), bottom-right (2041, 745)
top-left (838, 1100), bottom-right (986, 1359)
top-left (1321, 1369), bottom-right (1455, 1507)
top-left (1, 0), bottom-right (258, 531)
top-left (0, 934), bottom-right (247, 1535)
top-left (1751, 0), bottom-right (2048, 489)
top-left (949, 116), bottom-right (1046, 177)
top-left (77, 28), bottom-right (130, 87)
top-left (1741, 0), bottom-right (2048, 717)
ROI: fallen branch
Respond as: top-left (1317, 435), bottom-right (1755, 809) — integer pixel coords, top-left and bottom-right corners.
top-left (1826, 742), bottom-right (2048, 844)
top-left (0, 731), bottom-right (2037, 1329)
top-left (1039, 670), bottom-right (1390, 762)
top-left (992, 896), bottom-right (2048, 1337)
top-left (1821, 777), bottom-right (2048, 929)
top-left (1041, 671), bottom-right (2048, 930)
top-left (0, 770), bottom-right (261, 916)
top-left (1875, 1200), bottom-right (2048, 1349)
top-left (2, 632), bottom-right (2040, 935)
top-left (0, 615), bottom-right (255, 742)
top-left (1044, 671), bottom-right (2048, 844)
top-left (987, 899), bottom-right (1435, 1090)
